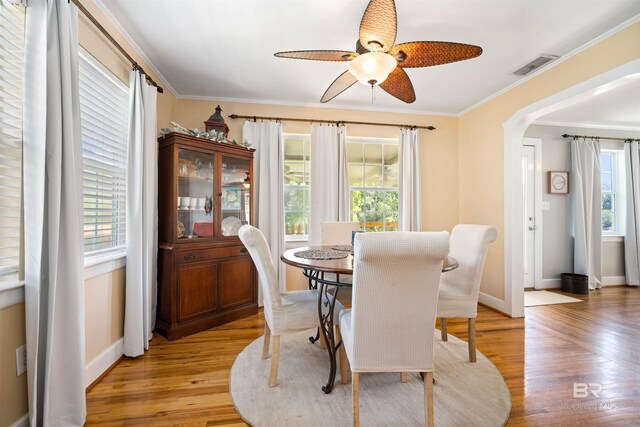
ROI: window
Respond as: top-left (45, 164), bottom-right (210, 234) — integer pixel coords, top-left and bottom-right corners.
top-left (284, 135), bottom-right (310, 240)
top-left (79, 50), bottom-right (129, 254)
top-left (601, 149), bottom-right (624, 235)
top-left (348, 139), bottom-right (399, 231)
top-left (0, 1), bottom-right (24, 282)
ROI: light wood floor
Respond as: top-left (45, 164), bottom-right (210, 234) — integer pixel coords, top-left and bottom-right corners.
top-left (86, 286), bottom-right (640, 426)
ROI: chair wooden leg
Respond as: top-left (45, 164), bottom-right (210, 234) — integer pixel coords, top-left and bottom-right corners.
top-left (401, 372), bottom-right (408, 383)
top-left (468, 318), bottom-right (477, 363)
top-left (424, 372), bottom-right (434, 427)
top-left (319, 330), bottom-right (327, 349)
top-left (440, 318), bottom-right (448, 341)
top-left (269, 335), bottom-right (280, 387)
top-left (262, 323), bottom-right (271, 359)
top-left (336, 325), bottom-right (349, 384)
top-left (352, 372), bottom-right (360, 427)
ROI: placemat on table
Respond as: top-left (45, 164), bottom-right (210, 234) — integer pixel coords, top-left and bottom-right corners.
top-left (294, 249), bottom-right (349, 260)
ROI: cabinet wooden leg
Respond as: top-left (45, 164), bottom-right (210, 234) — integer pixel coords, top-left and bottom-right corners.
top-left (262, 323), bottom-right (271, 360)
top-left (269, 335), bottom-right (280, 387)
top-left (401, 372), bottom-right (408, 383)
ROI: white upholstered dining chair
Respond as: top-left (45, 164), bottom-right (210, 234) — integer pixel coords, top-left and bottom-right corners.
top-left (238, 224), bottom-right (344, 387)
top-left (437, 224), bottom-right (498, 362)
top-left (321, 221), bottom-right (361, 246)
top-left (339, 231), bottom-right (450, 427)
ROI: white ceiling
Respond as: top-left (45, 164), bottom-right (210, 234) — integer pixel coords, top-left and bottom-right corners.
top-left (97, 0), bottom-right (640, 114)
top-left (538, 78), bottom-right (640, 129)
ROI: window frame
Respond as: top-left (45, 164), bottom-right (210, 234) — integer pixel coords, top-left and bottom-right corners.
top-left (78, 48), bottom-right (130, 259)
top-left (283, 133), bottom-right (311, 242)
top-left (600, 148), bottom-right (625, 237)
top-left (347, 136), bottom-right (399, 232)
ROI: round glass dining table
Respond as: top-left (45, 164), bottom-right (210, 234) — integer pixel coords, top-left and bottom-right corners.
top-left (281, 245), bottom-right (459, 394)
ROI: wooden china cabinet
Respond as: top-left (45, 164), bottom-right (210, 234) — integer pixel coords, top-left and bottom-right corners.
top-left (156, 132), bottom-right (257, 340)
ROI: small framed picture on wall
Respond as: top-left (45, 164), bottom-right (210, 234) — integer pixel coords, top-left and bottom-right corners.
top-left (548, 171), bottom-right (569, 194)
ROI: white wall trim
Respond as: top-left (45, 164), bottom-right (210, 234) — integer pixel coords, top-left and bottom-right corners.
top-left (540, 278), bottom-right (562, 289)
top-left (9, 413), bottom-right (29, 427)
top-left (178, 93), bottom-right (457, 118)
top-left (84, 251), bottom-right (126, 281)
top-left (603, 235), bottom-right (625, 243)
top-left (534, 120), bottom-right (640, 132)
top-left (0, 282), bottom-right (25, 309)
top-left (503, 59), bottom-right (640, 318)
top-left (85, 337), bottom-right (124, 388)
top-left (478, 291), bottom-right (507, 313)
top-left (602, 275), bottom-right (627, 286)
top-left (91, 0), bottom-right (178, 97)
top-left (459, 13), bottom-right (640, 116)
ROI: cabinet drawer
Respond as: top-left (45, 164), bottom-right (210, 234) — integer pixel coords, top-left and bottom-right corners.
top-left (177, 245), bottom-right (248, 264)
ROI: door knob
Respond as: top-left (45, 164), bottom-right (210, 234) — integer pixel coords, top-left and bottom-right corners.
top-left (528, 226), bottom-right (537, 231)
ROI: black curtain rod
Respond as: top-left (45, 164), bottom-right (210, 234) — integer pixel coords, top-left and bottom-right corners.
top-left (561, 133), bottom-right (640, 142)
top-left (228, 114), bottom-right (435, 131)
top-left (69, 0), bottom-right (164, 93)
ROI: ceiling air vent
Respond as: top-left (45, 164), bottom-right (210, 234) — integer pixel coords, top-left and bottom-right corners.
top-left (512, 54), bottom-right (559, 76)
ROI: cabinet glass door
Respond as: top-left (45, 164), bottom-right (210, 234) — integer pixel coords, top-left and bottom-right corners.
top-left (177, 148), bottom-right (215, 240)
top-left (221, 156), bottom-right (251, 237)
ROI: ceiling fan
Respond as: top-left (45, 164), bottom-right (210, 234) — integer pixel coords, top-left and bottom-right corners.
top-left (274, 0), bottom-right (482, 104)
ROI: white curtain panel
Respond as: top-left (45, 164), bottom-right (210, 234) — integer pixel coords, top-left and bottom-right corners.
top-left (242, 120), bottom-right (285, 300)
top-left (571, 139), bottom-right (603, 290)
top-left (23, 1), bottom-right (86, 425)
top-left (624, 141), bottom-right (640, 286)
top-left (309, 124), bottom-right (350, 246)
top-left (399, 128), bottom-right (422, 231)
top-left (124, 70), bottom-right (158, 357)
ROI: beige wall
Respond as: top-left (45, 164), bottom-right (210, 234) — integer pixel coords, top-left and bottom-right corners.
top-left (0, 303), bottom-right (28, 427)
top-left (85, 268), bottom-right (126, 363)
top-left (458, 22), bottom-right (640, 300)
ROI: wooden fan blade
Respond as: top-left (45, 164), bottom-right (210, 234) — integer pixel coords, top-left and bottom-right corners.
top-left (274, 50), bottom-right (358, 62)
top-left (321, 71), bottom-right (358, 103)
top-left (390, 41), bottom-right (482, 68)
top-left (359, 0), bottom-right (397, 52)
top-left (379, 67), bottom-right (415, 103)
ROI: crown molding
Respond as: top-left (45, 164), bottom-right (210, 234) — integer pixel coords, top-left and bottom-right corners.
top-left (91, 0), bottom-right (178, 97)
top-left (533, 120), bottom-right (640, 132)
top-left (176, 94), bottom-right (457, 118)
top-left (457, 12), bottom-right (640, 117)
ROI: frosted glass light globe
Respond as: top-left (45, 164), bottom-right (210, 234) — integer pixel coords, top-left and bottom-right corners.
top-left (348, 52), bottom-right (397, 86)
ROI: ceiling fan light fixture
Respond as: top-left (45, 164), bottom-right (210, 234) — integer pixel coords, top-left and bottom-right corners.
top-left (348, 51), bottom-right (397, 86)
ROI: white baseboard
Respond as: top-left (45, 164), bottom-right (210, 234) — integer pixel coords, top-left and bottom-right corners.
top-left (540, 276), bottom-right (627, 289)
top-left (10, 413), bottom-right (28, 427)
top-left (478, 291), bottom-right (507, 314)
top-left (602, 275), bottom-right (627, 286)
top-left (539, 279), bottom-right (561, 289)
top-left (85, 337), bottom-right (123, 388)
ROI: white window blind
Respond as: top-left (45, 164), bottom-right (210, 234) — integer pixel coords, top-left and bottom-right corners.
top-left (0, 1), bottom-right (24, 280)
top-left (79, 49), bottom-right (129, 254)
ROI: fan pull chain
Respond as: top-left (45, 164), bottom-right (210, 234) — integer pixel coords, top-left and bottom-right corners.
top-left (371, 85), bottom-right (375, 104)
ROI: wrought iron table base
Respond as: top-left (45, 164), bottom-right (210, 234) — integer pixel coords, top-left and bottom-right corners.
top-left (304, 269), bottom-right (345, 394)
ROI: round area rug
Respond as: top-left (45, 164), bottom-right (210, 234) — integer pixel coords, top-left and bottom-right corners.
top-left (230, 330), bottom-right (511, 426)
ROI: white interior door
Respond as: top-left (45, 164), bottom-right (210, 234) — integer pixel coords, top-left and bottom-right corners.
top-left (523, 145), bottom-right (537, 289)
